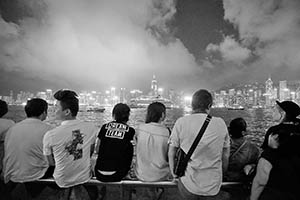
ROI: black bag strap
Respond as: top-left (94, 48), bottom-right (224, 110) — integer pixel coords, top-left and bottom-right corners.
top-left (183, 115), bottom-right (212, 163)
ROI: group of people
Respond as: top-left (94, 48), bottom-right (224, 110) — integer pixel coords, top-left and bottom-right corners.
top-left (0, 88), bottom-right (299, 200)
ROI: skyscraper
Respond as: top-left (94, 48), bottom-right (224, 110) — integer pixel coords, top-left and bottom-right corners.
top-left (150, 75), bottom-right (158, 96)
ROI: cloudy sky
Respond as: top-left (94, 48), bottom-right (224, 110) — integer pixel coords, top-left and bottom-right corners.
top-left (0, 0), bottom-right (300, 94)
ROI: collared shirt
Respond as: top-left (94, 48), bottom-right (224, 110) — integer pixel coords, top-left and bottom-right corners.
top-left (43, 120), bottom-right (98, 188)
top-left (3, 118), bottom-right (53, 183)
top-left (0, 118), bottom-right (15, 172)
top-left (168, 113), bottom-right (230, 196)
top-left (135, 122), bottom-right (170, 181)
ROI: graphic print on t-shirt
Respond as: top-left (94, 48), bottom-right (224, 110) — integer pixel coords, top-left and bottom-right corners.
top-left (105, 122), bottom-right (129, 139)
top-left (65, 129), bottom-right (85, 160)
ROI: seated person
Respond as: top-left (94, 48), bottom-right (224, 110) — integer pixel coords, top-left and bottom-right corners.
top-left (3, 98), bottom-right (53, 198)
top-left (135, 102), bottom-right (171, 182)
top-left (224, 118), bottom-right (260, 181)
top-left (250, 129), bottom-right (300, 200)
top-left (95, 103), bottom-right (135, 182)
top-left (43, 90), bottom-right (98, 188)
top-left (0, 100), bottom-right (15, 175)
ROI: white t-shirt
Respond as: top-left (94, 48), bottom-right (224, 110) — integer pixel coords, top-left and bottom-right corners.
top-left (168, 113), bottom-right (230, 196)
top-left (43, 120), bottom-right (98, 188)
top-left (3, 118), bottom-right (53, 183)
top-left (0, 118), bottom-right (15, 172)
top-left (135, 122), bottom-right (170, 181)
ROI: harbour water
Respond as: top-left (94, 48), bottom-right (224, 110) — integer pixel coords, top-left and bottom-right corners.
top-left (6, 105), bottom-right (277, 146)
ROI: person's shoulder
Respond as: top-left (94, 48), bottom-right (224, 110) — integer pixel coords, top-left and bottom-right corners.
top-left (211, 116), bottom-right (226, 126)
top-left (0, 118), bottom-right (15, 125)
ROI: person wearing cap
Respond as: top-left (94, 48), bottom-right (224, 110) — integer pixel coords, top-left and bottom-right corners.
top-left (261, 100), bottom-right (300, 149)
top-left (250, 101), bottom-right (300, 200)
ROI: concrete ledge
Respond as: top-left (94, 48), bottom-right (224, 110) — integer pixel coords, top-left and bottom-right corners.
top-left (35, 177), bottom-right (243, 188)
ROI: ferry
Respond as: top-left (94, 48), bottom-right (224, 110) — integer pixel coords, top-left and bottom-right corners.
top-left (227, 106), bottom-right (245, 110)
top-left (129, 95), bottom-right (175, 109)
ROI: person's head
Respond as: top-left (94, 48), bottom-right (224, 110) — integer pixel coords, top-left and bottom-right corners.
top-left (229, 118), bottom-right (247, 139)
top-left (0, 100), bottom-right (9, 118)
top-left (112, 103), bottom-right (130, 123)
top-left (191, 89), bottom-right (213, 113)
top-left (25, 98), bottom-right (48, 121)
top-left (274, 101), bottom-right (300, 122)
top-left (54, 89), bottom-right (79, 120)
top-left (145, 102), bottom-right (166, 123)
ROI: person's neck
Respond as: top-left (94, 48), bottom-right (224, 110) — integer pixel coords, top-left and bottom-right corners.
top-left (28, 116), bottom-right (41, 121)
top-left (192, 109), bottom-right (208, 114)
top-left (63, 116), bottom-right (76, 121)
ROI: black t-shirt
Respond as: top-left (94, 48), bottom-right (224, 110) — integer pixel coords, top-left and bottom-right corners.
top-left (261, 121), bottom-right (300, 149)
top-left (95, 121), bottom-right (135, 172)
top-left (261, 148), bottom-right (300, 199)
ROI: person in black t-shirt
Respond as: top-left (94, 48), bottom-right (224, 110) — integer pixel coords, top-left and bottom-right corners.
top-left (250, 100), bottom-right (300, 200)
top-left (261, 100), bottom-right (300, 150)
top-left (95, 103), bottom-right (135, 182)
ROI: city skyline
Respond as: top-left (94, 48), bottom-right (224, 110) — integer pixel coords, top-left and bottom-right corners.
top-left (2, 77), bottom-right (300, 109)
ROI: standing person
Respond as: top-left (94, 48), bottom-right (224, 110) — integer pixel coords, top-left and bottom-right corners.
top-left (250, 129), bottom-right (300, 200)
top-left (3, 98), bottom-right (53, 198)
top-left (0, 100), bottom-right (15, 175)
top-left (250, 101), bottom-right (300, 200)
top-left (43, 90), bottom-right (98, 189)
top-left (135, 102), bottom-right (170, 182)
top-left (261, 100), bottom-right (300, 150)
top-left (95, 103), bottom-right (135, 182)
top-left (168, 89), bottom-right (230, 200)
top-left (225, 117), bottom-right (260, 182)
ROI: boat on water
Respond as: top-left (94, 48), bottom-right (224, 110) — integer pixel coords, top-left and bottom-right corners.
top-left (227, 106), bottom-right (245, 110)
top-left (86, 107), bottom-right (105, 112)
top-left (129, 95), bottom-right (175, 109)
top-left (79, 105), bottom-right (105, 112)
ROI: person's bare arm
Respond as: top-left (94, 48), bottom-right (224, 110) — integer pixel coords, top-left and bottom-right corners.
top-left (222, 146), bottom-right (230, 173)
top-left (168, 145), bottom-right (178, 178)
top-left (250, 158), bottom-right (272, 200)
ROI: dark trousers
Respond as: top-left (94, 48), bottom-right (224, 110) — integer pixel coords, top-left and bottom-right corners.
top-left (95, 168), bottom-right (129, 182)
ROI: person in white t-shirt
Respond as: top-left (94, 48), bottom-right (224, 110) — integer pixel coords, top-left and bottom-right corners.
top-left (0, 100), bottom-right (15, 175)
top-left (3, 98), bottom-right (53, 198)
top-left (43, 90), bottom-right (98, 190)
top-left (168, 89), bottom-right (230, 200)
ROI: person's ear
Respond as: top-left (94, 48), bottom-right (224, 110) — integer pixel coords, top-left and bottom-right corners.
top-left (64, 108), bottom-right (71, 116)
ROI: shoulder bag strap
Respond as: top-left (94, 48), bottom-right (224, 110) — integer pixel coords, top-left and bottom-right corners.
top-left (183, 114), bottom-right (212, 163)
top-left (230, 139), bottom-right (247, 159)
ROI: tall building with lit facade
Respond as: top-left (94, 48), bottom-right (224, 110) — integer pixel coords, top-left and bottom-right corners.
top-left (150, 75), bottom-right (158, 96)
top-left (265, 77), bottom-right (274, 107)
top-left (279, 80), bottom-right (288, 101)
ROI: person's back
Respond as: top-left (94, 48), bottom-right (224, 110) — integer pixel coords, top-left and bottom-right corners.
top-left (0, 100), bottom-right (15, 174)
top-left (135, 102), bottom-right (170, 182)
top-left (226, 118), bottom-right (260, 181)
top-left (95, 103), bottom-right (135, 182)
top-left (43, 90), bottom-right (98, 188)
top-left (168, 89), bottom-right (230, 199)
top-left (3, 98), bottom-right (52, 183)
top-left (43, 120), bottom-right (98, 187)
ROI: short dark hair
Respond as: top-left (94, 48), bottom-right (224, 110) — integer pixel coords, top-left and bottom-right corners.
top-left (0, 100), bottom-right (8, 117)
top-left (25, 98), bottom-right (48, 118)
top-left (192, 89), bottom-right (213, 111)
top-left (145, 102), bottom-right (166, 123)
top-left (229, 118), bottom-right (247, 139)
top-left (112, 103), bottom-right (130, 123)
top-left (54, 90), bottom-right (79, 117)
